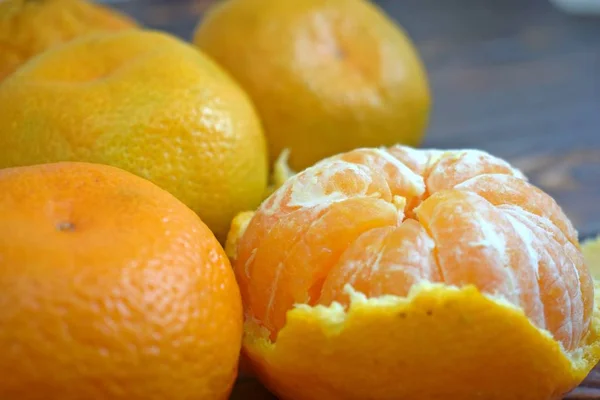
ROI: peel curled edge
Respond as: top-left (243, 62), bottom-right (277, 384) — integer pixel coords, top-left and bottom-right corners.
top-left (227, 218), bottom-right (600, 400)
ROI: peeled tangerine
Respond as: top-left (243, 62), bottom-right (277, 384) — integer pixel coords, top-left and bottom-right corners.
top-left (227, 145), bottom-right (600, 400)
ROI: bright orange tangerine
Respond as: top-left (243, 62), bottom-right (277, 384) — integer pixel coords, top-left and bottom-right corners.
top-left (0, 162), bottom-right (243, 400)
top-left (228, 145), bottom-right (600, 400)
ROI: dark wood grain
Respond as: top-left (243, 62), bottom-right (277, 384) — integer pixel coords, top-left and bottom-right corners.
top-left (109, 0), bottom-right (600, 398)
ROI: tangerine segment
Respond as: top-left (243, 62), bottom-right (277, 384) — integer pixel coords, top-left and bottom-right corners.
top-left (234, 146), bottom-right (593, 352)
top-left (238, 197), bottom-right (401, 338)
top-left (243, 284), bottom-right (600, 400)
top-left (318, 220), bottom-right (440, 306)
top-left (455, 174), bottom-right (578, 246)
top-left (417, 189), bottom-right (590, 350)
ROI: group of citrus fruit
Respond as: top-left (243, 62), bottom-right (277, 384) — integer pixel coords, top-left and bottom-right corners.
top-left (0, 0), bottom-right (598, 399)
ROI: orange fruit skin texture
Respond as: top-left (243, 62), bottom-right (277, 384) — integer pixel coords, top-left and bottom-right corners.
top-left (0, 0), bottom-right (137, 81)
top-left (0, 162), bottom-right (243, 400)
top-left (230, 145), bottom-right (600, 400)
top-left (0, 29), bottom-right (269, 242)
top-left (194, 0), bottom-right (430, 171)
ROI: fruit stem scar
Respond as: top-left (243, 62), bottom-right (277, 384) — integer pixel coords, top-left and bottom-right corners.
top-left (56, 222), bottom-right (76, 232)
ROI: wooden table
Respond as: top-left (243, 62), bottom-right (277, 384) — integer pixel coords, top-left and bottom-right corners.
top-left (112, 0), bottom-right (600, 398)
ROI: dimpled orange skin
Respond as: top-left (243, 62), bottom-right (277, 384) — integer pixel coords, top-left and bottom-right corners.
top-left (0, 0), bottom-right (137, 81)
top-left (230, 145), bottom-right (600, 400)
top-left (0, 162), bottom-right (243, 400)
top-left (194, 0), bottom-right (430, 171)
top-left (0, 29), bottom-right (268, 242)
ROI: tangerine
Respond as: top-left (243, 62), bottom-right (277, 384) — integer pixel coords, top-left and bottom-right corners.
top-left (194, 0), bottom-right (430, 171)
top-left (228, 145), bottom-right (600, 400)
top-left (0, 162), bottom-right (243, 400)
top-left (0, 0), bottom-right (137, 81)
top-left (0, 30), bottom-right (268, 241)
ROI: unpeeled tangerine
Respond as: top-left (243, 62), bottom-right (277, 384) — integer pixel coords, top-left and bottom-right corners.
top-left (228, 145), bottom-right (600, 400)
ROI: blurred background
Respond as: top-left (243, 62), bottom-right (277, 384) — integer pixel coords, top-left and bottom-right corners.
top-left (107, 0), bottom-right (600, 238)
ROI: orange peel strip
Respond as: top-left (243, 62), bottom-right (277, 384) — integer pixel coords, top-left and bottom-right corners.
top-left (244, 282), bottom-right (600, 400)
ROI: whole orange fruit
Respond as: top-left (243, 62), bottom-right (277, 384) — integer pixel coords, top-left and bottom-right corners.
top-left (0, 29), bottom-right (269, 241)
top-left (194, 0), bottom-right (431, 171)
top-left (0, 0), bottom-right (137, 81)
top-left (0, 162), bottom-right (243, 400)
top-left (227, 145), bottom-right (600, 400)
